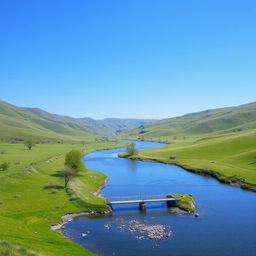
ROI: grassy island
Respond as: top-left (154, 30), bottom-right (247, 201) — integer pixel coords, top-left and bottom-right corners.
top-left (169, 194), bottom-right (197, 213)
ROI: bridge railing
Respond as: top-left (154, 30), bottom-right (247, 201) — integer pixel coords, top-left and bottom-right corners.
top-left (107, 194), bottom-right (170, 202)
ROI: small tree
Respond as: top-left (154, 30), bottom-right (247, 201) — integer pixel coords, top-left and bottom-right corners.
top-left (103, 136), bottom-right (109, 142)
top-left (0, 162), bottom-right (10, 171)
top-left (24, 139), bottom-right (36, 150)
top-left (126, 143), bottom-right (137, 156)
top-left (60, 168), bottom-right (78, 188)
top-left (65, 150), bottom-right (84, 171)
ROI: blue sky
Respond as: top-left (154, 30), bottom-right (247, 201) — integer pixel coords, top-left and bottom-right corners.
top-left (0, 0), bottom-right (255, 119)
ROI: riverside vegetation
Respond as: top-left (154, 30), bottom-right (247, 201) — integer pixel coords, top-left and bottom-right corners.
top-left (0, 140), bottom-right (128, 256)
top-left (120, 102), bottom-right (256, 191)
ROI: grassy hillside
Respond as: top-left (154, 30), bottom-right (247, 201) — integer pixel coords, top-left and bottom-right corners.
top-left (120, 129), bottom-right (256, 191)
top-left (121, 102), bottom-right (256, 141)
top-left (0, 140), bottom-right (128, 256)
top-left (0, 100), bottom-right (157, 142)
top-left (0, 101), bottom-right (108, 142)
top-left (119, 102), bottom-right (256, 191)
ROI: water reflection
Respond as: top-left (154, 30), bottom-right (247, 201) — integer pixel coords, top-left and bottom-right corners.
top-left (125, 159), bottom-right (137, 174)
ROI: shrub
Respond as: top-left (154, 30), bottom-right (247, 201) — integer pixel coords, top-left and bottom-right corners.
top-left (12, 194), bottom-right (21, 199)
top-left (65, 150), bottom-right (84, 171)
top-left (0, 162), bottom-right (10, 171)
top-left (24, 139), bottom-right (36, 150)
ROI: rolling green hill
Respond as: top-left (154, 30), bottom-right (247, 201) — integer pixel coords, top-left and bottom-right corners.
top-left (120, 102), bottom-right (256, 141)
top-left (121, 128), bottom-right (256, 190)
top-left (0, 101), bottom-right (156, 142)
top-left (0, 101), bottom-right (107, 142)
top-left (119, 102), bottom-right (256, 191)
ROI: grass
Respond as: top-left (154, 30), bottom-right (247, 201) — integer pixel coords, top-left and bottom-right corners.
top-left (0, 100), bottom-right (109, 142)
top-left (120, 101), bottom-right (256, 142)
top-left (0, 100), bottom-right (157, 142)
top-left (0, 141), bottom-right (128, 256)
top-left (0, 240), bottom-right (40, 256)
top-left (171, 194), bottom-right (196, 213)
top-left (120, 129), bottom-right (256, 191)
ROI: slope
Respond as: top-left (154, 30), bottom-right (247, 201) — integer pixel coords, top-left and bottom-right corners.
top-left (0, 101), bottom-right (106, 142)
top-left (120, 102), bottom-right (256, 141)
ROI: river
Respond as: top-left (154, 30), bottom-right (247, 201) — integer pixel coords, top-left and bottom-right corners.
top-left (63, 140), bottom-right (256, 256)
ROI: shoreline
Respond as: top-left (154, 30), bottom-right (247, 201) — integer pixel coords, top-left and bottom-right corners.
top-left (49, 144), bottom-right (128, 233)
top-left (93, 177), bottom-right (109, 197)
top-left (119, 154), bottom-right (256, 193)
top-left (52, 176), bottom-right (112, 232)
top-left (51, 210), bottom-right (112, 231)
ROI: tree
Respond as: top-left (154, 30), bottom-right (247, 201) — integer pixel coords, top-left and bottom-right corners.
top-left (126, 143), bottom-right (137, 156)
top-left (24, 139), bottom-right (36, 150)
top-left (65, 150), bottom-right (84, 171)
top-left (60, 168), bottom-right (78, 188)
top-left (0, 162), bottom-right (10, 171)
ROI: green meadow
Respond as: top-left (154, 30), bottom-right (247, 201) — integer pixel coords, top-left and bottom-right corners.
top-left (119, 102), bottom-right (256, 191)
top-left (120, 129), bottom-right (256, 190)
top-left (120, 102), bottom-right (256, 142)
top-left (0, 141), bottom-right (128, 256)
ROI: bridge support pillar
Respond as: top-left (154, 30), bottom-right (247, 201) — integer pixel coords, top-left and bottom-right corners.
top-left (166, 195), bottom-right (180, 208)
top-left (139, 202), bottom-right (146, 212)
top-left (107, 201), bottom-right (113, 210)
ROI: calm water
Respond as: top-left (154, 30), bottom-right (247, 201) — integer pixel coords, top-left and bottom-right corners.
top-left (64, 140), bottom-right (256, 256)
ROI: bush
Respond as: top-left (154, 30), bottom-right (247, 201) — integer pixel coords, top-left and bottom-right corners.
top-left (0, 162), bottom-right (10, 171)
top-left (65, 150), bottom-right (84, 171)
top-left (24, 139), bottom-right (36, 150)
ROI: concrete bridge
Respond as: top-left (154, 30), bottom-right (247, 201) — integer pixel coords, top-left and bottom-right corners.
top-left (107, 194), bottom-right (180, 211)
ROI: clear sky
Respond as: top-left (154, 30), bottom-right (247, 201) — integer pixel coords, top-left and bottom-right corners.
top-left (0, 0), bottom-right (255, 119)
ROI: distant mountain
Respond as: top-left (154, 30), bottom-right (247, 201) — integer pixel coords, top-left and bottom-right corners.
top-left (120, 102), bottom-right (256, 140)
top-left (78, 117), bottom-right (157, 134)
top-left (0, 100), bottom-right (157, 142)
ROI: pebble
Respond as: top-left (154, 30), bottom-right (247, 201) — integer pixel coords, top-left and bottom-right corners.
top-left (113, 219), bottom-right (172, 240)
top-left (81, 231), bottom-right (90, 237)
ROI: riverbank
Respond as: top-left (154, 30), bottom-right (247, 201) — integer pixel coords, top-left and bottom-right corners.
top-left (119, 152), bottom-right (256, 192)
top-left (119, 129), bottom-right (256, 193)
top-left (120, 128), bottom-right (256, 191)
top-left (169, 194), bottom-right (197, 214)
top-left (0, 141), bottom-right (128, 256)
